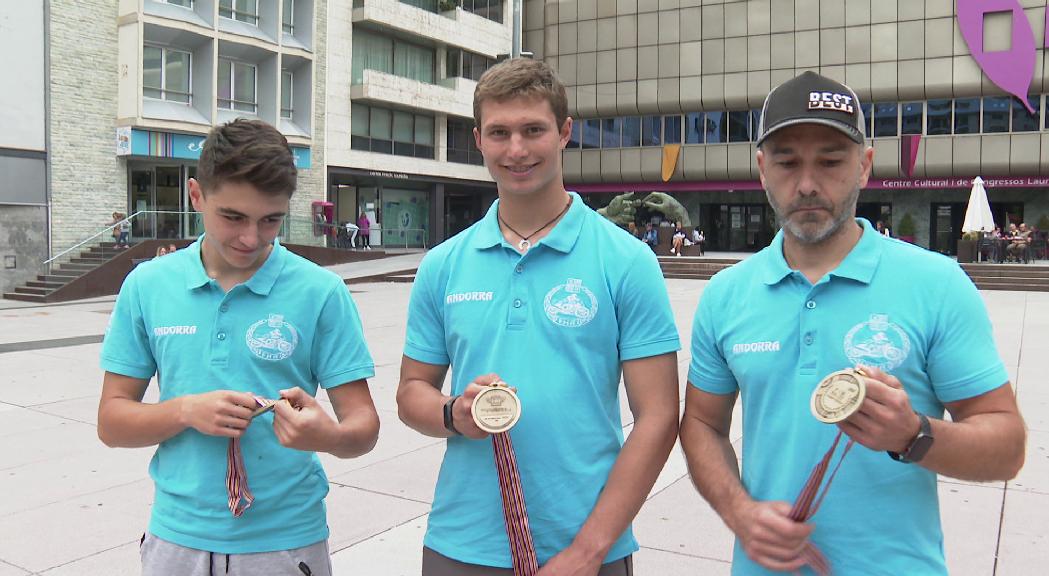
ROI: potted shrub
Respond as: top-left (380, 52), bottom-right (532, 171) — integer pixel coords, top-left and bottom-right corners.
top-left (957, 231), bottom-right (979, 263)
top-left (897, 213), bottom-right (916, 244)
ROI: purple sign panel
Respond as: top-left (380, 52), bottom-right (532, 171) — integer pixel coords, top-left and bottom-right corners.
top-left (956, 0), bottom-right (1038, 113)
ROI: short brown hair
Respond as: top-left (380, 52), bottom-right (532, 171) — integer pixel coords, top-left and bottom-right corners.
top-left (196, 119), bottom-right (297, 197)
top-left (473, 58), bottom-right (568, 130)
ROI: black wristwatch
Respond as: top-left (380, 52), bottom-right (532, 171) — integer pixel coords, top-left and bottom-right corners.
top-left (889, 412), bottom-right (934, 463)
top-left (443, 395), bottom-right (462, 436)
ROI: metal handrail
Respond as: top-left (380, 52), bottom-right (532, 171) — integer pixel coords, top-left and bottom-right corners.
top-left (44, 210), bottom-right (202, 267)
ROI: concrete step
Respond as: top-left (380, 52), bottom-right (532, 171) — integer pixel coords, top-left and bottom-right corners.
top-left (2, 291), bottom-right (46, 302)
top-left (38, 274), bottom-right (79, 283)
top-left (974, 281), bottom-right (1049, 292)
top-left (26, 280), bottom-right (64, 290)
top-left (59, 263), bottom-right (99, 272)
top-left (385, 275), bottom-right (416, 283)
top-left (70, 257), bottom-right (108, 265)
top-left (13, 286), bottom-right (52, 296)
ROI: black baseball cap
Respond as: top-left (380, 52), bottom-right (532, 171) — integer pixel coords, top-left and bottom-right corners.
top-left (755, 71), bottom-right (866, 147)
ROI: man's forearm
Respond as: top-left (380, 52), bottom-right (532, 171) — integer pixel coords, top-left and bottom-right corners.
top-left (396, 378), bottom-right (455, 438)
top-left (98, 397), bottom-right (187, 448)
top-left (679, 413), bottom-right (752, 533)
top-left (918, 412), bottom-right (1026, 481)
top-left (569, 410), bottom-right (679, 562)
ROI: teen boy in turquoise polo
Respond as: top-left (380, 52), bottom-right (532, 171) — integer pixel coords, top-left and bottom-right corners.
top-left (98, 119), bottom-right (380, 576)
top-left (680, 71), bottom-right (1026, 575)
top-left (397, 59), bottom-right (681, 575)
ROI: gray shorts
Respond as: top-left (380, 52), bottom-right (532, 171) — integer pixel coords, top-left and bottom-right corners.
top-left (421, 547), bottom-right (633, 576)
top-left (140, 533), bottom-right (332, 576)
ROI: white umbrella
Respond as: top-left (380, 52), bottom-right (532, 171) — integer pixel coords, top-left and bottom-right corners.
top-left (962, 176), bottom-right (995, 233)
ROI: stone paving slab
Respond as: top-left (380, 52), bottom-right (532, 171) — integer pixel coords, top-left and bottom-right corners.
top-left (0, 278), bottom-right (1042, 575)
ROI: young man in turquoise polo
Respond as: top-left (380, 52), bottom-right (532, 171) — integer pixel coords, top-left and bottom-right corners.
top-left (397, 59), bottom-right (681, 575)
top-left (98, 119), bottom-right (380, 576)
top-left (680, 71), bottom-right (1026, 575)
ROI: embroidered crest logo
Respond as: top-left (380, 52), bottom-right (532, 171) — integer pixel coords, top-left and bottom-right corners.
top-left (544, 278), bottom-right (598, 328)
top-left (246, 313), bottom-right (299, 361)
top-left (843, 314), bottom-right (910, 371)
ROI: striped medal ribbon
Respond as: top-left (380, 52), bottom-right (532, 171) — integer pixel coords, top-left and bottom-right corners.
top-left (789, 430), bottom-right (855, 576)
top-left (226, 396), bottom-right (280, 517)
top-left (792, 368), bottom-right (868, 575)
top-left (471, 383), bottom-right (536, 575)
top-left (491, 431), bottom-right (539, 576)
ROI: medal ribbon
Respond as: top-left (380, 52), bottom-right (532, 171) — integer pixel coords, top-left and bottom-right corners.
top-left (491, 431), bottom-right (539, 576)
top-left (226, 396), bottom-right (278, 517)
top-left (789, 430), bottom-right (855, 576)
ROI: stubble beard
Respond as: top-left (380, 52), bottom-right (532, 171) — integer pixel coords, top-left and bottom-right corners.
top-left (767, 186), bottom-right (860, 245)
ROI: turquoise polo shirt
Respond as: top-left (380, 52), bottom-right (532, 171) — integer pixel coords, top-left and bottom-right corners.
top-left (689, 219), bottom-right (1009, 575)
top-left (405, 192), bottom-right (680, 567)
top-left (101, 236), bottom-right (374, 554)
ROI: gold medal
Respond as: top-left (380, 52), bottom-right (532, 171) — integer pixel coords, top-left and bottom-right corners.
top-left (810, 368), bottom-right (869, 423)
top-left (471, 381), bottom-right (522, 434)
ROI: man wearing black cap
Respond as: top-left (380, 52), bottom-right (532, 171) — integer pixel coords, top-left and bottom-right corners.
top-left (679, 71), bottom-right (1026, 575)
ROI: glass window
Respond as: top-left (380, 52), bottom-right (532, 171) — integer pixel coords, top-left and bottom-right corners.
top-left (461, 0), bottom-right (503, 23)
top-left (369, 107), bottom-right (392, 153)
top-left (414, 115), bottom-right (435, 158)
top-left (220, 0), bottom-right (259, 25)
top-left (394, 41), bottom-right (435, 84)
top-left (601, 118), bottom-right (622, 148)
top-left (143, 46), bottom-right (163, 100)
top-left (900, 102), bottom-right (923, 135)
top-left (751, 109), bottom-right (762, 141)
top-left (280, 71), bottom-right (293, 119)
top-left (400, 0), bottom-right (439, 13)
top-left (352, 31), bottom-right (394, 84)
top-left (873, 103), bottom-right (898, 137)
top-left (1013, 95), bottom-right (1040, 132)
top-left (664, 115), bottom-right (682, 144)
top-left (446, 48), bottom-right (461, 78)
top-left (983, 97), bottom-right (1010, 133)
top-left (926, 99), bottom-right (951, 135)
top-left (351, 103), bottom-right (369, 150)
top-left (463, 51), bottom-right (493, 81)
top-left (727, 111), bottom-right (751, 142)
top-left (217, 59), bottom-right (255, 112)
top-left (568, 120), bottom-right (581, 148)
top-left (144, 46), bottom-right (191, 104)
top-left (354, 31), bottom-right (433, 84)
top-left (641, 115), bottom-right (661, 146)
top-left (684, 112), bottom-right (703, 144)
top-left (859, 103), bottom-right (873, 138)
top-left (168, 0), bottom-right (193, 8)
top-left (622, 117), bottom-right (641, 147)
top-left (704, 111), bottom-right (726, 144)
top-left (282, 0), bottom-right (294, 34)
top-left (581, 118), bottom-right (601, 149)
top-left (954, 98), bottom-right (980, 134)
top-left (448, 117), bottom-right (482, 164)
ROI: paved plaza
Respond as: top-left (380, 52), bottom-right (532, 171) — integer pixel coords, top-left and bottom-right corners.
top-left (0, 256), bottom-right (1047, 575)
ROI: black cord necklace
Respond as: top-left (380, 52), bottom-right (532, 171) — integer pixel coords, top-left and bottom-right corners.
top-left (498, 197), bottom-right (572, 252)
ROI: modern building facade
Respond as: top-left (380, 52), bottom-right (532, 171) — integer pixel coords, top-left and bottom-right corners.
top-left (326, 0), bottom-right (509, 248)
top-left (0, 0), bottom-right (326, 294)
top-left (0, 2), bottom-right (49, 295)
top-left (527, 0), bottom-right (1049, 254)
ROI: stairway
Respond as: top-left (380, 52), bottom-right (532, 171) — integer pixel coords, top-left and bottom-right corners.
top-left (959, 263), bottom-right (1049, 292)
top-left (658, 256), bottom-right (741, 281)
top-left (658, 256), bottom-right (1049, 292)
top-left (3, 243), bottom-right (124, 303)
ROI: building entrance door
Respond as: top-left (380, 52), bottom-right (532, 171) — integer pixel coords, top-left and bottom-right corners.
top-left (930, 202), bottom-right (966, 255)
top-left (128, 163), bottom-right (190, 240)
top-left (711, 204), bottom-right (773, 251)
top-left (445, 193), bottom-right (477, 239)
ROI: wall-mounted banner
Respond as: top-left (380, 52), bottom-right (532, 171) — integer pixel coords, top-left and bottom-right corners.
top-left (118, 128), bottom-right (312, 168)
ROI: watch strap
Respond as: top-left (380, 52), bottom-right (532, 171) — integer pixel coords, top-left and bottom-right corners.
top-left (443, 395), bottom-right (462, 436)
top-left (889, 412), bottom-right (933, 463)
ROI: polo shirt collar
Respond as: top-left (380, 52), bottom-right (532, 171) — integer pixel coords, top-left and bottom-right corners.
top-left (470, 191), bottom-right (585, 254)
top-left (762, 218), bottom-right (883, 285)
top-left (181, 235), bottom-right (286, 295)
